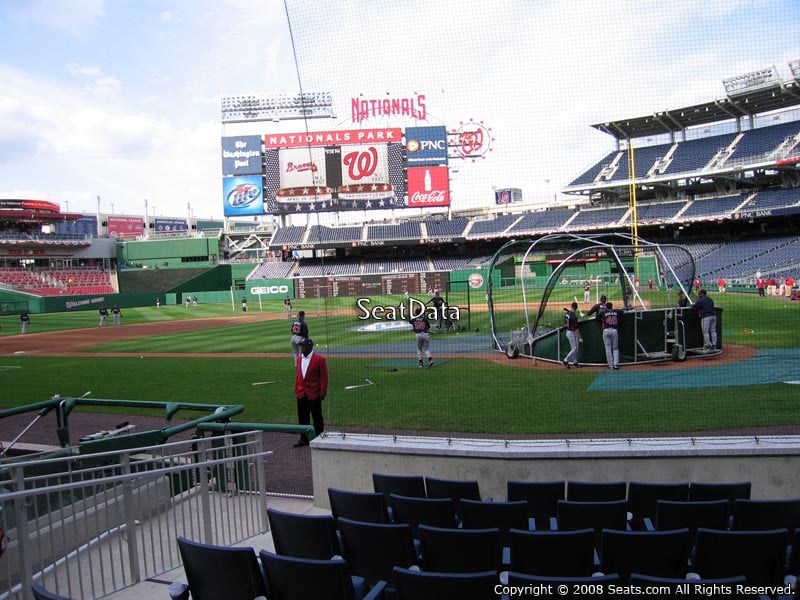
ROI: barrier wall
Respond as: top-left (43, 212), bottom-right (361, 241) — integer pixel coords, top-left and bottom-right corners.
top-left (311, 434), bottom-right (800, 508)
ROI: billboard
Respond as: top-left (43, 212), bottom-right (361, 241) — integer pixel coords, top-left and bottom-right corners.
top-left (495, 188), bottom-right (522, 204)
top-left (56, 215), bottom-right (98, 235)
top-left (108, 215), bottom-right (144, 238)
top-left (222, 176), bottom-right (264, 217)
top-left (407, 166), bottom-right (450, 208)
top-left (262, 128), bottom-right (406, 214)
top-left (221, 135), bottom-right (263, 176)
top-left (404, 126), bottom-right (448, 167)
top-left (154, 218), bottom-right (188, 232)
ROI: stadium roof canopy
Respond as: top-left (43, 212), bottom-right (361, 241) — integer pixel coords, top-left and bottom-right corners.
top-left (592, 77), bottom-right (800, 140)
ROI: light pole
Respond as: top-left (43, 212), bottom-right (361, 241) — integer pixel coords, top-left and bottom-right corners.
top-left (64, 200), bottom-right (70, 213)
top-left (144, 199), bottom-right (148, 238)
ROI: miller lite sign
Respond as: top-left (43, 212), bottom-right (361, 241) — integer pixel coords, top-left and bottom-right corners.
top-left (407, 166), bottom-right (449, 208)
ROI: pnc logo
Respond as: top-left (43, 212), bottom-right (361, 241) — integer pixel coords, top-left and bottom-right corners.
top-left (420, 139), bottom-right (446, 151)
top-left (406, 139), bottom-right (420, 152)
top-left (250, 285), bottom-right (289, 295)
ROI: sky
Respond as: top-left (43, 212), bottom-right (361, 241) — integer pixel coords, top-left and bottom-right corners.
top-left (0, 0), bottom-right (798, 224)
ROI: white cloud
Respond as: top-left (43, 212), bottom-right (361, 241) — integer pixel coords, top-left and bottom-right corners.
top-left (67, 64), bottom-right (102, 78)
top-left (86, 75), bottom-right (122, 97)
top-left (3, 0), bottom-right (106, 36)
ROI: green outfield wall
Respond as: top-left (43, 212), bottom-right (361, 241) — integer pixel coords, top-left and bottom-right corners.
top-left (117, 237), bottom-right (220, 269)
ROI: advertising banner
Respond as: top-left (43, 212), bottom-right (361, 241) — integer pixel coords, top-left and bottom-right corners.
top-left (247, 279), bottom-right (293, 299)
top-left (407, 166), bottom-right (450, 208)
top-left (56, 216), bottom-right (98, 235)
top-left (404, 126), bottom-right (448, 167)
top-left (154, 218), bottom-right (188, 232)
top-left (222, 176), bottom-right (265, 217)
top-left (0, 199), bottom-right (60, 212)
top-left (221, 135), bottom-right (263, 176)
top-left (108, 215), bottom-right (145, 238)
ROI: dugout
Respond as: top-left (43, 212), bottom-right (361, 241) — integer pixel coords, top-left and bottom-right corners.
top-left (487, 233), bottom-right (723, 365)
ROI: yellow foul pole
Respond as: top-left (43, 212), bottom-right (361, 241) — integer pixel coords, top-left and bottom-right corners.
top-left (628, 141), bottom-right (640, 285)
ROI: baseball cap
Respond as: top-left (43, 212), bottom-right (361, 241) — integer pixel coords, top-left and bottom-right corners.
top-left (299, 337), bottom-right (314, 347)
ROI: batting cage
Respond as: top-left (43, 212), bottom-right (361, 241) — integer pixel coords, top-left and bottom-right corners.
top-left (487, 233), bottom-right (723, 366)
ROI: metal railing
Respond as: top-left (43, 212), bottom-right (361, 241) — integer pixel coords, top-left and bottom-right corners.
top-left (0, 432), bottom-right (272, 600)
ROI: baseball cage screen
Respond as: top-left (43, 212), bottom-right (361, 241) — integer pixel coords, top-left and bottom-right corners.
top-left (486, 233), bottom-right (723, 366)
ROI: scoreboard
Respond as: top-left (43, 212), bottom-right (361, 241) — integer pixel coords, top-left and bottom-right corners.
top-left (293, 273), bottom-right (448, 298)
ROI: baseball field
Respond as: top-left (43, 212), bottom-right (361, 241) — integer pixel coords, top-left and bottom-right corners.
top-left (1, 289), bottom-right (799, 438)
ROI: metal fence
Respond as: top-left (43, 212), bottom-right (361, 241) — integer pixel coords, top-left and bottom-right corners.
top-left (0, 432), bottom-right (272, 600)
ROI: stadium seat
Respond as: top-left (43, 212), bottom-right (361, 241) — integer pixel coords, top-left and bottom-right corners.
top-left (259, 550), bottom-right (385, 600)
top-left (328, 488), bottom-right (390, 525)
top-left (389, 494), bottom-right (458, 536)
top-left (599, 528), bottom-right (691, 582)
top-left (566, 480), bottom-right (627, 502)
top-left (267, 507), bottom-right (341, 559)
top-left (506, 480), bottom-right (565, 530)
top-left (555, 500), bottom-right (629, 546)
top-left (508, 527), bottom-right (596, 577)
top-left (31, 583), bottom-right (75, 600)
top-left (392, 566), bottom-right (499, 600)
top-left (688, 481), bottom-right (751, 519)
top-left (693, 528), bottom-right (789, 588)
top-left (626, 481), bottom-right (690, 529)
top-left (424, 477), bottom-right (482, 522)
top-left (176, 536), bottom-right (267, 600)
top-left (650, 499), bottom-right (730, 534)
top-left (459, 498), bottom-right (529, 547)
top-left (417, 524), bottom-right (502, 573)
top-left (337, 517), bottom-right (418, 595)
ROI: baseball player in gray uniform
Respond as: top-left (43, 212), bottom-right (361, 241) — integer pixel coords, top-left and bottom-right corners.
top-left (601, 301), bottom-right (622, 370)
top-left (290, 310), bottom-right (309, 362)
top-left (562, 302), bottom-right (582, 368)
top-left (692, 289), bottom-right (717, 350)
top-left (410, 313), bottom-right (434, 368)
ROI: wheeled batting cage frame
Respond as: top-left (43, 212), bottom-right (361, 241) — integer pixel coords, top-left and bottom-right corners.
top-left (487, 233), bottom-right (723, 366)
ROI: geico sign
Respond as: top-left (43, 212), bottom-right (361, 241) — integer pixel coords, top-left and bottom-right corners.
top-left (251, 285), bottom-right (289, 295)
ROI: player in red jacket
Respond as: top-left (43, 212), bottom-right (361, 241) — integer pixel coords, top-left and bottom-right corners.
top-left (293, 337), bottom-right (328, 447)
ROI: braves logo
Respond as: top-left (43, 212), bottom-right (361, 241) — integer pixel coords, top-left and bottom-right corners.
top-left (343, 147), bottom-right (378, 180)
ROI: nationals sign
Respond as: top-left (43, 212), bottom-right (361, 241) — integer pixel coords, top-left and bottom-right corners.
top-left (264, 128), bottom-right (402, 148)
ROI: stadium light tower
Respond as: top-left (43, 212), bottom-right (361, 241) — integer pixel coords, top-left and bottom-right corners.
top-left (220, 92), bottom-right (335, 124)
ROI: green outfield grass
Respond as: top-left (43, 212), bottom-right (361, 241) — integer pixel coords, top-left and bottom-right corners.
top-left (1, 291), bottom-right (799, 437)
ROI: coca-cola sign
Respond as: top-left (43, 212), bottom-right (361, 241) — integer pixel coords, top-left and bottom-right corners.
top-left (407, 166), bottom-right (450, 207)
